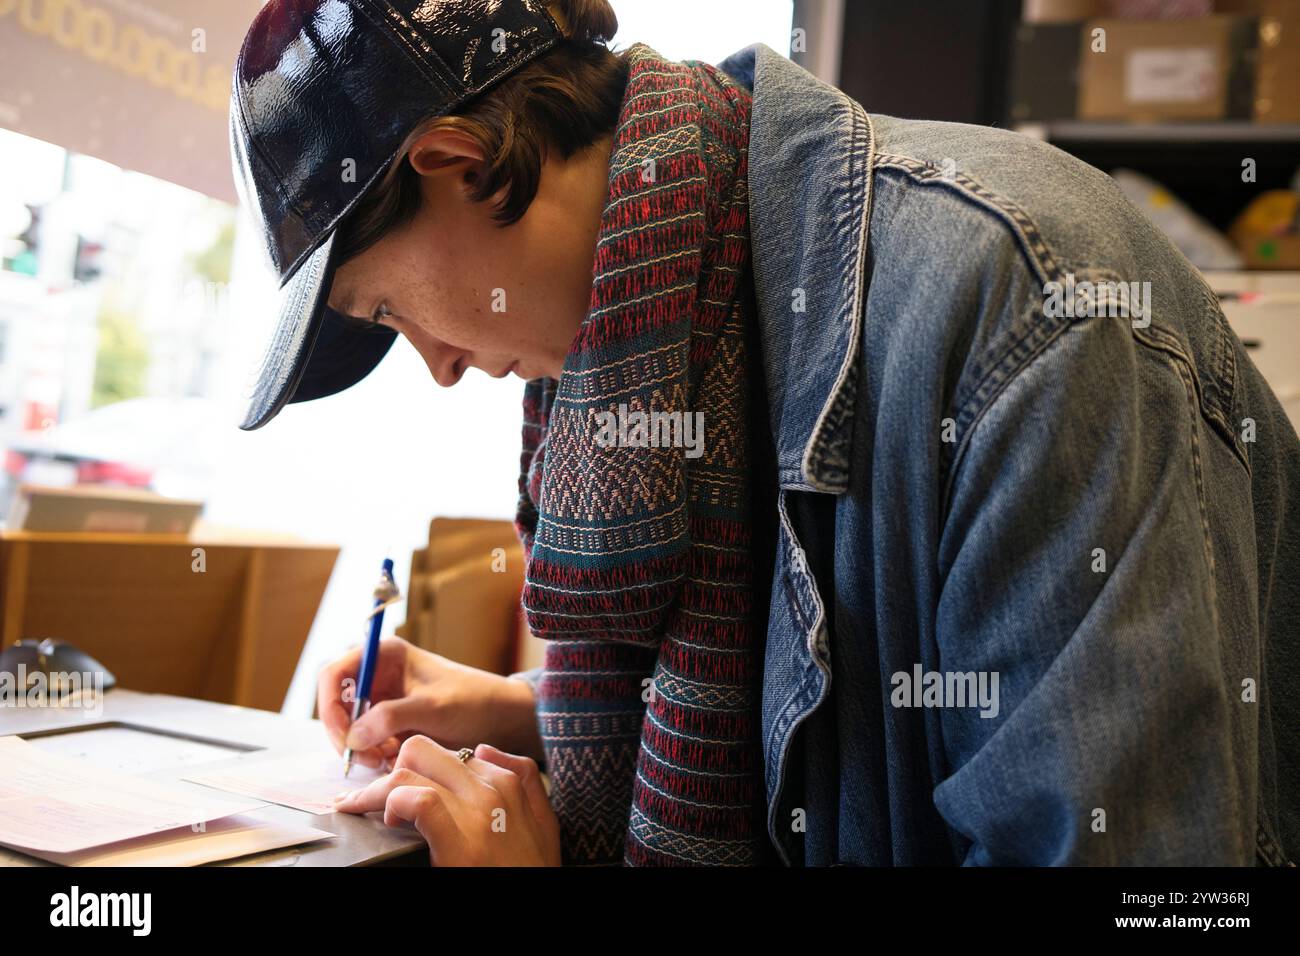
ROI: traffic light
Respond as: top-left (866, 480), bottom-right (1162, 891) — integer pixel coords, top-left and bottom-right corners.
top-left (2, 204), bottom-right (40, 277)
top-left (73, 235), bottom-right (104, 283)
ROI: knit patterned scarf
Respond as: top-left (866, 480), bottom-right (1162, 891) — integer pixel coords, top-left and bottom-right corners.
top-left (513, 44), bottom-right (768, 866)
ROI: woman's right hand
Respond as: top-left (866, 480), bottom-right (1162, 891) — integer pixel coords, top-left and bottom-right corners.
top-left (316, 637), bottom-right (542, 771)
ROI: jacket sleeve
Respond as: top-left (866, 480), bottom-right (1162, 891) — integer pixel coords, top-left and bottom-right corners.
top-left (929, 312), bottom-right (1256, 865)
top-left (507, 665), bottom-right (544, 698)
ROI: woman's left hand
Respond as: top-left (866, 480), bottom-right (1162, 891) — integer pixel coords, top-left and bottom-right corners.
top-left (332, 736), bottom-right (560, 866)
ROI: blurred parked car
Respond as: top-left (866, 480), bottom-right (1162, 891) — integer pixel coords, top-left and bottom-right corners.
top-left (2, 397), bottom-right (229, 519)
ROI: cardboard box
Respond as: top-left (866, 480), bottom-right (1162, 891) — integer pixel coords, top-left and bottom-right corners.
top-left (394, 517), bottom-right (524, 675)
top-left (1253, 0), bottom-right (1300, 121)
top-left (1026, 0), bottom-right (1222, 19)
top-left (7, 483), bottom-right (203, 535)
top-left (1214, 1), bottom-right (1266, 14)
top-left (1233, 235), bottom-right (1300, 268)
top-left (1110, 0), bottom-right (1213, 14)
top-left (1024, 0), bottom-right (1108, 22)
top-left (1078, 15), bottom-right (1258, 120)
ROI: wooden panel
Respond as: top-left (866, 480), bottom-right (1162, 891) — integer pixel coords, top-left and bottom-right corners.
top-left (245, 546), bottom-right (341, 709)
top-left (0, 533), bottom-right (338, 711)
top-left (395, 518), bottom-right (523, 674)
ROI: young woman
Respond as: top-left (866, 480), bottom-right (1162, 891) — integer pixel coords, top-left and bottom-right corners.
top-left (232, 0), bottom-right (1300, 866)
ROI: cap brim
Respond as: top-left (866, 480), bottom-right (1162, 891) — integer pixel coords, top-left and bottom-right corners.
top-left (238, 232), bottom-right (397, 431)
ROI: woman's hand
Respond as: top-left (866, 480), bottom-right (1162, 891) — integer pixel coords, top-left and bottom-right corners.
top-left (316, 637), bottom-right (542, 771)
top-left (332, 736), bottom-right (560, 866)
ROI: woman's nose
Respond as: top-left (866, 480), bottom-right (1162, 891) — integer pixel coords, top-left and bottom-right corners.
top-left (420, 346), bottom-right (464, 388)
top-left (397, 321), bottom-right (466, 387)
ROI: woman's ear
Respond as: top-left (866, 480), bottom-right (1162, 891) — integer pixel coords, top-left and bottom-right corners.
top-left (406, 127), bottom-right (486, 179)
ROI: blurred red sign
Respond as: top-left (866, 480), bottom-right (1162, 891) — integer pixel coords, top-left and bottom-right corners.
top-left (0, 0), bottom-right (265, 203)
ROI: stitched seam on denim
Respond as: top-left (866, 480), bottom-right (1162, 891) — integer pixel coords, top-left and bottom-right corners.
top-left (1128, 322), bottom-right (1246, 472)
top-left (1209, 287), bottom-right (1246, 467)
top-left (777, 492), bottom-right (816, 639)
top-left (962, 266), bottom-right (1123, 441)
top-left (1135, 322), bottom-right (1251, 475)
top-left (940, 307), bottom-right (1068, 516)
top-left (801, 103), bottom-right (873, 493)
top-left (800, 98), bottom-right (863, 486)
top-left (944, 297), bottom-right (1064, 498)
top-left (1209, 288), bottom-right (1235, 409)
top-left (765, 666), bottom-right (828, 866)
top-left (765, 491), bottom-right (832, 863)
top-left (777, 465), bottom-right (803, 485)
top-left (765, 690), bottom-right (801, 864)
top-left (1148, 344), bottom-right (1224, 645)
top-left (1227, 324), bottom-right (1241, 463)
top-left (873, 153), bottom-right (1063, 286)
top-left (915, 260), bottom-right (1237, 509)
top-left (867, 164), bottom-right (1180, 452)
top-left (1178, 359), bottom-right (1220, 623)
top-left (1136, 253), bottom-right (1243, 466)
top-left (869, 158), bottom-right (1076, 496)
top-left (1180, 282), bottom-right (1244, 465)
top-left (781, 480), bottom-right (820, 492)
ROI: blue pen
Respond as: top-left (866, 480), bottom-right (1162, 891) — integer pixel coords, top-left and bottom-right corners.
top-left (342, 557), bottom-right (400, 777)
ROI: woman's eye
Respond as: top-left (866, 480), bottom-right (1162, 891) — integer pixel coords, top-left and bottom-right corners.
top-left (336, 305), bottom-right (393, 334)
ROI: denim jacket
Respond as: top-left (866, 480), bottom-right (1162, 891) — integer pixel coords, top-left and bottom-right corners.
top-left (717, 44), bottom-right (1300, 866)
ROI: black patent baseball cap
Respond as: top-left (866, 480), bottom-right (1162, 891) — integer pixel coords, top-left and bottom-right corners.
top-left (230, 0), bottom-right (566, 430)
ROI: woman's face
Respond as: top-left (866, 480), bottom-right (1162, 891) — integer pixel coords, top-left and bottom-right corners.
top-left (327, 129), bottom-right (613, 386)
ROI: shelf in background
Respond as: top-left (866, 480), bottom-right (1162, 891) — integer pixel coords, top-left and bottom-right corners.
top-left (1017, 121), bottom-right (1300, 143)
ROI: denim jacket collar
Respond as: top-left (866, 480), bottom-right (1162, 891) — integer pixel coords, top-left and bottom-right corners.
top-left (720, 44), bottom-right (875, 493)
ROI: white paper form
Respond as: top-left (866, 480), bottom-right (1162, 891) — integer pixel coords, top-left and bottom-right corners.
top-left (185, 750), bottom-right (385, 814)
top-left (0, 736), bottom-right (264, 853)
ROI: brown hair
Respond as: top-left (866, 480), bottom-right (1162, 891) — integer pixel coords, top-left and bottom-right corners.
top-left (334, 0), bottom-right (628, 264)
